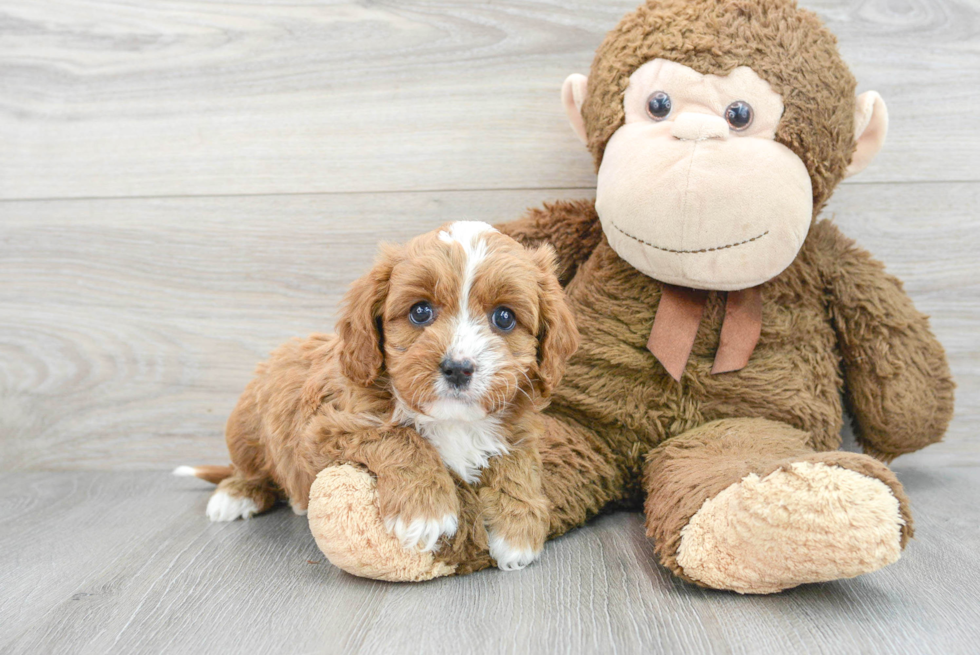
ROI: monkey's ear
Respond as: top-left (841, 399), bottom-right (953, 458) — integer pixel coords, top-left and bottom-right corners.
top-left (561, 74), bottom-right (589, 145)
top-left (845, 91), bottom-right (888, 178)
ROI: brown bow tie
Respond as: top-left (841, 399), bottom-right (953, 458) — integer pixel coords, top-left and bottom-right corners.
top-left (647, 284), bottom-right (762, 382)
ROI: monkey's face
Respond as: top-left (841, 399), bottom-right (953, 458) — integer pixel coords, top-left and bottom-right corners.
top-left (594, 59), bottom-right (812, 291)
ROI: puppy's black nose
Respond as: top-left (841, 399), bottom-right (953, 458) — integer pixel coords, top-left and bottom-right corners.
top-left (440, 358), bottom-right (475, 389)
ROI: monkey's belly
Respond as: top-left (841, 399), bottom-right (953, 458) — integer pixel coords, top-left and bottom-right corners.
top-left (550, 241), bottom-right (844, 469)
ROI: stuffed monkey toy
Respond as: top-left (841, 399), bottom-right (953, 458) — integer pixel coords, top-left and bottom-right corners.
top-left (307, 0), bottom-right (954, 593)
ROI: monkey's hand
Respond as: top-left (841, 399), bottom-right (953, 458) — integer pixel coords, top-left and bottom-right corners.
top-left (495, 199), bottom-right (604, 286)
top-left (816, 221), bottom-right (955, 462)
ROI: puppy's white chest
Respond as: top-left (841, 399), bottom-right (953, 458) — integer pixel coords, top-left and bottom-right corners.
top-left (409, 414), bottom-right (509, 484)
top-left (395, 401), bottom-right (509, 483)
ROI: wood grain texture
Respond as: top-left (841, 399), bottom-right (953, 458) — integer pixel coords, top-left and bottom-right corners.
top-left (1, 469), bottom-right (979, 654)
top-left (0, 188), bottom-right (597, 471)
top-left (2, 183), bottom-right (977, 471)
top-left (2, 0), bottom-right (979, 651)
top-left (1, 0), bottom-right (979, 201)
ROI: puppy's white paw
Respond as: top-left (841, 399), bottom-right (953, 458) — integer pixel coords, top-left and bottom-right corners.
top-left (384, 513), bottom-right (458, 552)
top-left (290, 499), bottom-right (308, 516)
top-left (489, 533), bottom-right (541, 571)
top-left (207, 490), bottom-right (259, 522)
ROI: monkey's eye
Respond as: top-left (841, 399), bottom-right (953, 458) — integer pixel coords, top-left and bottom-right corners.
top-left (490, 306), bottom-right (516, 332)
top-left (408, 301), bottom-right (435, 327)
top-left (725, 101), bottom-right (753, 131)
top-left (646, 91), bottom-right (672, 120)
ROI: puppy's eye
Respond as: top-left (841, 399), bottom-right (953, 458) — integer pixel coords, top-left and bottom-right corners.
top-left (725, 101), bottom-right (753, 131)
top-left (490, 306), bottom-right (516, 332)
top-left (646, 91), bottom-right (671, 120)
top-left (408, 301), bottom-right (434, 326)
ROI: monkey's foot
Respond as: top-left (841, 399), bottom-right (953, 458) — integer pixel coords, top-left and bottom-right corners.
top-left (307, 465), bottom-right (457, 582)
top-left (675, 458), bottom-right (907, 594)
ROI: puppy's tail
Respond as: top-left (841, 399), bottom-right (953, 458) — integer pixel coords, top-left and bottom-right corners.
top-left (172, 465), bottom-right (233, 485)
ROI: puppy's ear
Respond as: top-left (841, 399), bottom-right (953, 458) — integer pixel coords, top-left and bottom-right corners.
top-left (531, 245), bottom-right (580, 398)
top-left (336, 245), bottom-right (400, 387)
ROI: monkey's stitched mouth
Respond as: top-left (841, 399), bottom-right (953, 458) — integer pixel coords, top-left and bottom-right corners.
top-left (611, 222), bottom-right (769, 254)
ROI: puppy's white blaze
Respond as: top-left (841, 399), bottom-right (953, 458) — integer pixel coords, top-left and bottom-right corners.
top-left (394, 399), bottom-right (509, 483)
top-left (438, 220), bottom-right (497, 250)
top-left (489, 533), bottom-right (541, 571)
top-left (440, 221), bottom-right (503, 398)
top-left (439, 220), bottom-right (496, 322)
top-left (206, 490), bottom-right (259, 522)
top-left (448, 314), bottom-right (492, 362)
top-left (385, 513), bottom-right (458, 552)
top-left (443, 315), bottom-right (504, 403)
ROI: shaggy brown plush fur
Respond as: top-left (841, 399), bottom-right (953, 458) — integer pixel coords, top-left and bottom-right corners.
top-left (303, 0), bottom-right (953, 592)
top-left (422, 0), bottom-right (952, 587)
top-left (642, 417), bottom-right (913, 584)
top-left (418, 210), bottom-right (951, 584)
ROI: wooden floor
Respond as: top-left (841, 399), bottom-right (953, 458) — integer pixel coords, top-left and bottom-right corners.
top-left (2, 0), bottom-right (979, 653)
top-left (2, 467), bottom-right (980, 654)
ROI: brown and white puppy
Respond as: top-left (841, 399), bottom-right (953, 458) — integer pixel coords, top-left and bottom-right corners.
top-left (176, 221), bottom-right (579, 570)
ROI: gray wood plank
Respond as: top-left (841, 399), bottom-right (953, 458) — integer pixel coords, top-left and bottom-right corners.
top-left (1, 0), bottom-right (978, 201)
top-left (1, 468), bottom-right (979, 654)
top-left (2, 0), bottom-right (978, 651)
top-left (1, 183), bottom-right (977, 471)
top-left (0, 188), bottom-right (598, 471)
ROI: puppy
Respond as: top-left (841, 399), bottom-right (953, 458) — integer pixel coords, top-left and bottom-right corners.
top-left (176, 221), bottom-right (579, 570)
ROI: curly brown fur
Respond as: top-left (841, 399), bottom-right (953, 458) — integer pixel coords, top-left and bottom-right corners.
top-left (188, 223), bottom-right (578, 566)
top-left (478, 433), bottom-right (550, 561)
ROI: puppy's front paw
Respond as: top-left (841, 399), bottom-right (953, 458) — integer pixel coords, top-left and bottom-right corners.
top-left (489, 533), bottom-right (542, 571)
top-left (376, 469), bottom-right (460, 552)
top-left (384, 513), bottom-right (458, 552)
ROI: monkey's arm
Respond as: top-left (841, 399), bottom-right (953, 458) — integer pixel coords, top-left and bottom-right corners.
top-left (495, 199), bottom-right (603, 285)
top-left (814, 220), bottom-right (955, 461)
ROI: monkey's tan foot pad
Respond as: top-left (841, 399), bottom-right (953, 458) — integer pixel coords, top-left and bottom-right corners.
top-left (676, 461), bottom-right (905, 594)
top-left (308, 465), bottom-right (456, 582)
